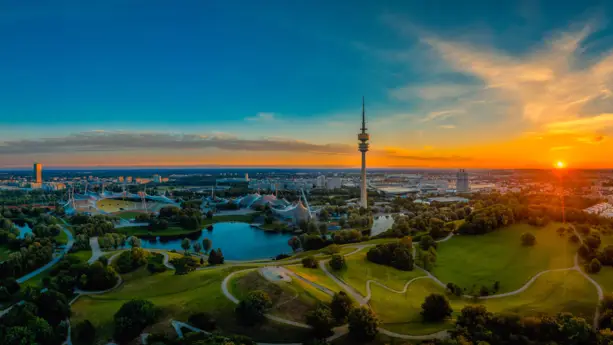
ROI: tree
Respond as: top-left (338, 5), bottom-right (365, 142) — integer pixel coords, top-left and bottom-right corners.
top-left (318, 223), bottom-right (328, 234)
top-left (74, 320), bottom-right (96, 345)
top-left (521, 232), bottom-right (536, 246)
top-left (588, 258), bottom-right (602, 273)
top-left (188, 312), bottom-right (216, 331)
top-left (421, 293), bottom-right (453, 322)
top-left (348, 307), bottom-right (379, 341)
top-left (302, 256), bottom-right (317, 269)
top-left (399, 236), bottom-right (413, 248)
top-left (306, 306), bottom-right (335, 338)
top-left (586, 235), bottom-right (602, 249)
top-left (181, 238), bottom-right (191, 254)
top-left (419, 235), bottom-right (437, 250)
top-left (206, 210), bottom-right (214, 219)
top-left (429, 218), bottom-right (445, 238)
top-left (193, 242), bottom-right (202, 254)
top-left (330, 291), bottom-right (354, 323)
top-left (235, 290), bottom-right (272, 326)
top-left (288, 236), bottom-right (301, 251)
top-left (329, 254), bottom-right (346, 271)
top-left (128, 236), bottom-right (141, 248)
top-left (203, 238), bottom-right (212, 254)
top-left (113, 299), bottom-right (159, 343)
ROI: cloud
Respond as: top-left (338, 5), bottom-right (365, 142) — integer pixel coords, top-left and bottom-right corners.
top-left (246, 112), bottom-right (276, 122)
top-left (0, 131), bottom-right (354, 155)
top-left (385, 149), bottom-right (472, 162)
top-left (577, 134), bottom-right (607, 144)
top-left (399, 20), bottom-right (613, 133)
top-left (546, 113), bottom-right (613, 133)
top-left (439, 125), bottom-right (456, 129)
top-left (420, 109), bottom-right (464, 122)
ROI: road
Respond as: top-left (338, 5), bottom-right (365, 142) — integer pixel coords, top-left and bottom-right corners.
top-left (87, 237), bottom-right (102, 264)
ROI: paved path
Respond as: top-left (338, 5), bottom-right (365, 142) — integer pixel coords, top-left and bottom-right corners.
top-left (87, 237), bottom-right (102, 264)
top-left (17, 226), bottom-right (75, 283)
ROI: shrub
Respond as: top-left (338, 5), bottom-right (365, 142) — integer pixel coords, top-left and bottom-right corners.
top-left (588, 258), bottom-right (602, 274)
top-left (305, 306), bottom-right (335, 338)
top-left (171, 256), bottom-right (199, 275)
top-left (330, 291), bottom-right (354, 323)
top-left (235, 290), bottom-right (272, 326)
top-left (329, 254), bottom-right (346, 271)
top-left (421, 293), bottom-right (453, 322)
top-left (323, 244), bottom-right (341, 255)
top-left (569, 234), bottom-right (580, 243)
top-left (114, 247), bottom-right (149, 274)
top-left (366, 242), bottom-right (413, 271)
top-left (113, 300), bottom-right (160, 343)
top-left (302, 256), bottom-right (318, 268)
top-left (74, 320), bottom-right (96, 345)
top-left (348, 307), bottom-right (379, 341)
top-left (188, 312), bottom-right (217, 331)
top-left (419, 235), bottom-right (437, 250)
top-left (521, 232), bottom-right (536, 246)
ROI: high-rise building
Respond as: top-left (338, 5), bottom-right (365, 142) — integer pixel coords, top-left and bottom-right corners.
top-left (118, 176), bottom-right (124, 183)
top-left (456, 169), bottom-right (470, 193)
top-left (126, 176), bottom-right (133, 183)
top-left (316, 175), bottom-right (327, 188)
top-left (33, 163), bottom-right (43, 183)
top-left (327, 177), bottom-right (342, 190)
top-left (358, 97), bottom-right (370, 208)
top-left (153, 174), bottom-right (162, 183)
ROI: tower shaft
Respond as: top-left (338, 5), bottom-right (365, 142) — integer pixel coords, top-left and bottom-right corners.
top-left (358, 97), bottom-right (369, 209)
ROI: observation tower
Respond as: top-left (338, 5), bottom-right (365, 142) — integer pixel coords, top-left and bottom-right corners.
top-left (358, 97), bottom-right (370, 208)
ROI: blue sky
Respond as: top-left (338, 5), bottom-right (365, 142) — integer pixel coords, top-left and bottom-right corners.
top-left (1, 0), bottom-right (613, 168)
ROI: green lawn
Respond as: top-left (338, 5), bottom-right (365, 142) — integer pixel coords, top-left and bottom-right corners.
top-left (71, 265), bottom-right (311, 344)
top-left (229, 269), bottom-right (331, 323)
top-left (371, 270), bottom-right (598, 336)
top-left (54, 228), bottom-right (69, 245)
top-left (68, 250), bottom-right (92, 263)
top-left (431, 222), bottom-right (578, 293)
top-left (286, 264), bottom-right (344, 294)
top-left (116, 211), bottom-right (144, 220)
top-left (330, 251), bottom-right (427, 296)
top-left (591, 266), bottom-right (613, 294)
top-left (0, 245), bottom-right (12, 261)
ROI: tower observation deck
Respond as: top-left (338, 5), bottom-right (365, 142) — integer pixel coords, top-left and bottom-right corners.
top-left (358, 97), bottom-right (369, 208)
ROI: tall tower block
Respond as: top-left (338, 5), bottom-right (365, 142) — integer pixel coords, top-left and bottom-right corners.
top-left (33, 162), bottom-right (43, 184)
top-left (358, 97), bottom-right (370, 208)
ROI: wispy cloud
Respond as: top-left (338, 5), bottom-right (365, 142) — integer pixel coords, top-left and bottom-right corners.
top-left (0, 131), bottom-right (353, 155)
top-left (246, 112), bottom-right (276, 122)
top-left (390, 84), bottom-right (475, 101)
top-left (546, 113), bottom-right (613, 133)
top-left (550, 146), bottom-right (573, 151)
top-left (438, 125), bottom-right (456, 129)
top-left (420, 109), bottom-right (464, 122)
top-left (385, 148), bottom-right (472, 162)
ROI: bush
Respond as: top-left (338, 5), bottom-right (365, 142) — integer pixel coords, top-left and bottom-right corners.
top-left (330, 291), bottom-right (354, 323)
top-left (329, 254), bottom-right (346, 271)
top-left (588, 258), bottom-right (602, 274)
top-left (305, 306), bottom-right (335, 338)
top-left (323, 244), bottom-right (341, 255)
top-left (366, 242), bottom-right (413, 271)
top-left (348, 307), bottom-right (379, 341)
top-left (302, 256), bottom-right (318, 268)
top-left (421, 293), bottom-right (453, 322)
top-left (188, 312), bottom-right (216, 331)
top-left (521, 232), bottom-right (536, 246)
top-left (114, 247), bottom-right (149, 273)
top-left (113, 300), bottom-right (160, 343)
top-left (569, 234), bottom-right (580, 243)
top-left (419, 235), bottom-right (437, 250)
top-left (74, 320), bottom-right (96, 345)
top-left (171, 256), bottom-right (199, 275)
top-left (235, 290), bottom-right (272, 326)
top-left (208, 248), bottom-right (225, 265)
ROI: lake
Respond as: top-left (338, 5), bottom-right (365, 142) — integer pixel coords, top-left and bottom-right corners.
top-left (15, 224), bottom-right (33, 239)
top-left (138, 222), bottom-right (293, 260)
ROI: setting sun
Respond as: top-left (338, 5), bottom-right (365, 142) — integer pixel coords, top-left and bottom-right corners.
top-left (555, 161), bottom-right (566, 169)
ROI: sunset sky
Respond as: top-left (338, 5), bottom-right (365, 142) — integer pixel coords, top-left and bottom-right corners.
top-left (1, 0), bottom-right (613, 169)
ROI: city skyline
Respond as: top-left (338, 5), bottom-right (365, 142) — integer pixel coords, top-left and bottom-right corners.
top-left (2, 1), bottom-right (613, 169)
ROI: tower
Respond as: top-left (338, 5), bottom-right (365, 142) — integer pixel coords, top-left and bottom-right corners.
top-left (456, 169), bottom-right (470, 193)
top-left (33, 162), bottom-right (43, 184)
top-left (358, 97), bottom-right (370, 208)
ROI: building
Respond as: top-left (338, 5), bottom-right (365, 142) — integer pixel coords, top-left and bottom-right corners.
top-left (327, 177), bottom-right (342, 190)
top-left (126, 176), bottom-right (133, 183)
top-left (118, 176), bottom-right (124, 183)
top-left (358, 97), bottom-right (370, 208)
top-left (33, 162), bottom-right (43, 183)
top-left (456, 169), bottom-right (470, 193)
top-left (152, 174), bottom-right (162, 183)
top-left (316, 175), bottom-right (327, 188)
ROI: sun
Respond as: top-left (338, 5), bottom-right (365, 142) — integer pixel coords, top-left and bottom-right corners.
top-left (555, 161), bottom-right (566, 169)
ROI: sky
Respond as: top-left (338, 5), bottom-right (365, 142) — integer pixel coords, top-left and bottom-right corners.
top-left (1, 0), bottom-right (613, 169)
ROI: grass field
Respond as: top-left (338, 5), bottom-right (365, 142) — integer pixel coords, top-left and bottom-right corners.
top-left (69, 250), bottom-right (92, 263)
top-left (229, 269), bottom-right (331, 323)
top-left (286, 264), bottom-right (343, 294)
top-left (97, 199), bottom-right (142, 213)
top-left (588, 233), bottom-right (613, 293)
top-left (115, 211), bottom-right (145, 220)
top-left (431, 222), bottom-right (578, 293)
top-left (55, 228), bottom-right (69, 245)
top-left (70, 265), bottom-right (311, 344)
top-left (329, 251), bottom-right (427, 296)
top-left (371, 270), bottom-right (598, 336)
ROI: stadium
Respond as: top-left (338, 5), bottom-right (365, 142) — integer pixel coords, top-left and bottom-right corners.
top-left (64, 189), bottom-right (180, 217)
